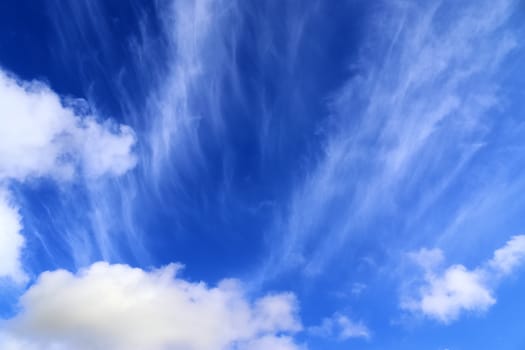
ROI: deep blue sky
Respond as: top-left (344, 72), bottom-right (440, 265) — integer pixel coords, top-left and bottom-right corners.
top-left (1, 1), bottom-right (525, 349)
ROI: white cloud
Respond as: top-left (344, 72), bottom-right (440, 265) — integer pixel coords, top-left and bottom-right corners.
top-left (309, 313), bottom-right (370, 340)
top-left (404, 235), bottom-right (525, 323)
top-left (488, 235), bottom-right (525, 275)
top-left (0, 68), bottom-right (137, 280)
top-left (148, 0), bottom-right (220, 178)
top-left (0, 189), bottom-right (26, 282)
top-left (1, 262), bottom-right (302, 350)
top-left (75, 117), bottom-right (137, 179)
top-left (405, 265), bottom-right (495, 323)
top-left (337, 315), bottom-right (370, 340)
top-left (0, 69), bottom-right (136, 182)
top-left (408, 248), bottom-right (445, 272)
top-left (264, 0), bottom-right (519, 280)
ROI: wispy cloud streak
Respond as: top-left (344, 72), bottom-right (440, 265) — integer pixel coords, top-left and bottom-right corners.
top-left (264, 0), bottom-right (523, 279)
top-left (38, 0), bottom-right (244, 268)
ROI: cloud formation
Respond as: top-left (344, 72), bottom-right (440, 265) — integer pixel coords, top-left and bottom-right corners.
top-left (403, 235), bottom-right (525, 323)
top-left (309, 313), bottom-right (370, 340)
top-left (265, 0), bottom-right (519, 279)
top-left (0, 69), bottom-right (136, 181)
top-left (0, 189), bottom-right (25, 282)
top-left (1, 262), bottom-right (302, 350)
top-left (488, 235), bottom-right (525, 275)
top-left (0, 68), bottom-right (137, 280)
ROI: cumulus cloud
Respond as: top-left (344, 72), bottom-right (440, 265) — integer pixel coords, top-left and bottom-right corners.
top-left (488, 235), bottom-right (525, 275)
top-left (0, 69), bottom-right (136, 181)
top-left (309, 313), bottom-right (370, 340)
top-left (403, 264), bottom-right (495, 323)
top-left (403, 235), bottom-right (525, 323)
top-left (0, 68), bottom-right (137, 280)
top-left (0, 189), bottom-right (25, 282)
top-left (1, 262), bottom-right (302, 350)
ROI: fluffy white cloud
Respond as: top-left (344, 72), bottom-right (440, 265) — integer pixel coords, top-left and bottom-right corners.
top-left (403, 235), bottom-right (525, 323)
top-left (0, 189), bottom-right (25, 282)
top-left (0, 69), bottom-right (136, 181)
top-left (309, 313), bottom-right (370, 340)
top-left (406, 265), bottom-right (495, 323)
top-left (489, 235), bottom-right (525, 275)
top-left (0, 68), bottom-right (137, 280)
top-left (1, 262), bottom-right (302, 350)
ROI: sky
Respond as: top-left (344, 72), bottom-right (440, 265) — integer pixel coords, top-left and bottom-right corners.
top-left (0, 0), bottom-right (524, 349)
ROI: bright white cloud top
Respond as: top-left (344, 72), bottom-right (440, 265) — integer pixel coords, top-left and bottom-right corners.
top-left (404, 235), bottom-right (525, 323)
top-left (0, 189), bottom-right (25, 282)
top-left (0, 68), bottom-right (137, 281)
top-left (1, 262), bottom-right (302, 350)
top-left (0, 69), bottom-right (136, 181)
